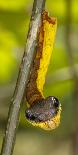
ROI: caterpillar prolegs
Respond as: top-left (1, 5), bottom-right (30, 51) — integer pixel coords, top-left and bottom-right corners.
top-left (25, 11), bottom-right (61, 130)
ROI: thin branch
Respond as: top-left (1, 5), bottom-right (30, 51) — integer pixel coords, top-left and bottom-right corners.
top-left (65, 0), bottom-right (78, 155)
top-left (65, 0), bottom-right (77, 79)
top-left (1, 0), bottom-right (46, 155)
top-left (0, 83), bottom-right (15, 100)
top-left (1, 64), bottom-right (78, 101)
top-left (46, 64), bottom-right (78, 85)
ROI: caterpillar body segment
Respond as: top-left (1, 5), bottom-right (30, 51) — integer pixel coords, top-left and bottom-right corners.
top-left (37, 12), bottom-right (57, 96)
top-left (25, 11), bottom-right (61, 130)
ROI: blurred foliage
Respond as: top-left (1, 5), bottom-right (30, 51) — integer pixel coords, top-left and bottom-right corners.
top-left (0, 0), bottom-right (32, 10)
top-left (0, 1), bottom-right (78, 154)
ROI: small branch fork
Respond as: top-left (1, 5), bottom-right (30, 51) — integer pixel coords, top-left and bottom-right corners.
top-left (1, 0), bottom-right (46, 155)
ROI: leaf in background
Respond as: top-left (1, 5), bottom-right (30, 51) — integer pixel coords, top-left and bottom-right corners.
top-left (0, 0), bottom-right (32, 11)
top-left (0, 29), bottom-right (17, 83)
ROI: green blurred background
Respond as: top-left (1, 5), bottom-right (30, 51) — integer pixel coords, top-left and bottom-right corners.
top-left (0, 0), bottom-right (78, 155)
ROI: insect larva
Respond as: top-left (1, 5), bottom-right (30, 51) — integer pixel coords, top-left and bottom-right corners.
top-left (25, 11), bottom-right (61, 130)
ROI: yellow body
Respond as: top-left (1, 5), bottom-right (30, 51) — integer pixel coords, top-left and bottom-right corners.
top-left (36, 17), bottom-right (57, 96)
top-left (27, 11), bottom-right (61, 130)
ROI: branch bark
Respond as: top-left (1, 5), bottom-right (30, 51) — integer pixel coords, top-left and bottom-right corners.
top-left (65, 0), bottom-right (78, 155)
top-left (1, 0), bottom-right (46, 155)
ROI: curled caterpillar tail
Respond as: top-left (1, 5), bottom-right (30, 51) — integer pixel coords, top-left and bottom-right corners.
top-left (25, 11), bottom-right (62, 130)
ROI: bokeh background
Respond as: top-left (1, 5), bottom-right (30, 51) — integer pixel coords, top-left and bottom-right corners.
top-left (0, 0), bottom-right (78, 155)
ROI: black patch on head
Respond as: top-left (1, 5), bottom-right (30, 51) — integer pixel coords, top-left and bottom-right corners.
top-left (25, 96), bottom-right (60, 122)
top-left (53, 97), bottom-right (59, 108)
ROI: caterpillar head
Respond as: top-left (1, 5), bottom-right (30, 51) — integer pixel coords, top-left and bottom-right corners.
top-left (25, 96), bottom-right (61, 130)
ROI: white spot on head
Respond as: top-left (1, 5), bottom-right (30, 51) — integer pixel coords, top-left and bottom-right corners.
top-left (51, 97), bottom-right (54, 101)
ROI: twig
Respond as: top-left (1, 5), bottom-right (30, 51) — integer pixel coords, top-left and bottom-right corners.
top-left (1, 64), bottom-right (78, 101)
top-left (0, 83), bottom-right (15, 100)
top-left (65, 0), bottom-right (77, 79)
top-left (46, 64), bottom-right (78, 85)
top-left (1, 0), bottom-right (46, 155)
top-left (65, 0), bottom-right (78, 155)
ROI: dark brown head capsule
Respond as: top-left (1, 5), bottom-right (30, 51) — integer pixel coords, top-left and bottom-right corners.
top-left (25, 96), bottom-right (60, 123)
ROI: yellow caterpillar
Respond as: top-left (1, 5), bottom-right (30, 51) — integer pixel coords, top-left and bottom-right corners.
top-left (25, 11), bottom-right (61, 130)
